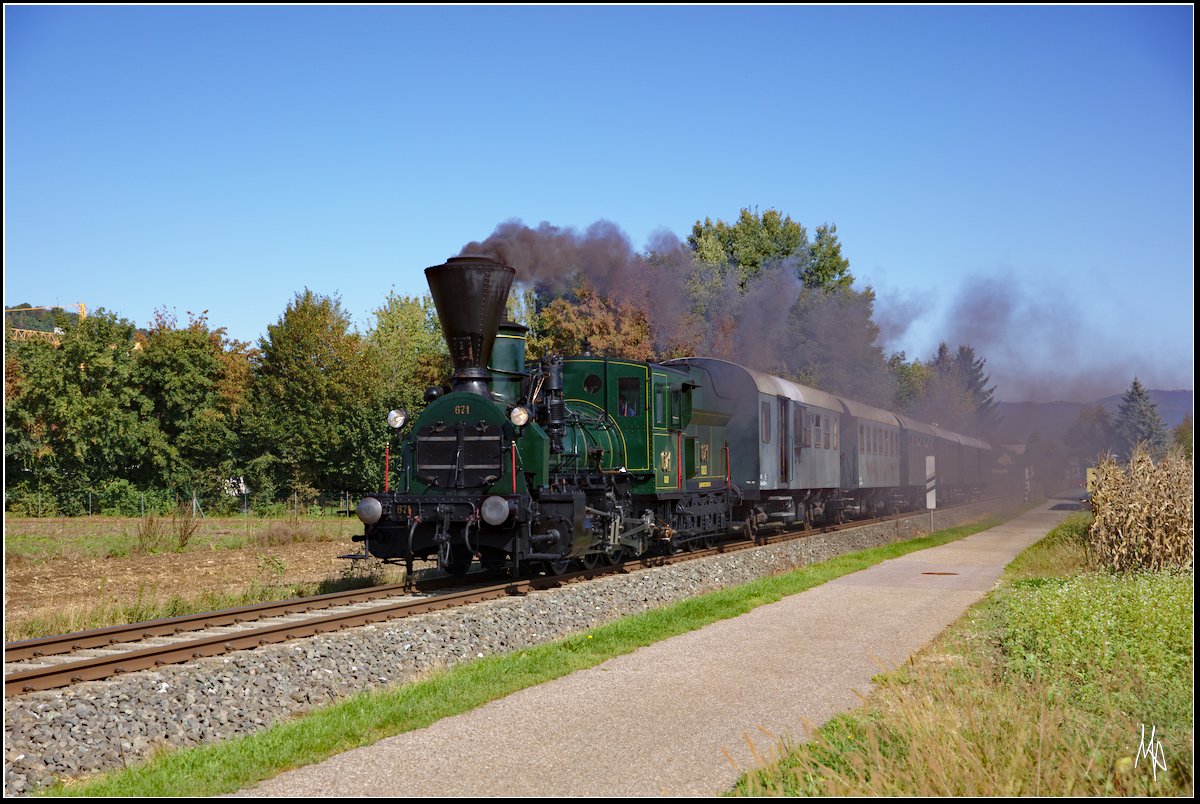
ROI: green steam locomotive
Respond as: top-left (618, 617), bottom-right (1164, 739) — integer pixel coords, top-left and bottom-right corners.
top-left (353, 255), bottom-right (990, 576)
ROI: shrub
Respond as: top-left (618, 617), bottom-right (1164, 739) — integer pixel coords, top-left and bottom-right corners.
top-left (134, 515), bottom-right (170, 555)
top-left (98, 479), bottom-right (142, 516)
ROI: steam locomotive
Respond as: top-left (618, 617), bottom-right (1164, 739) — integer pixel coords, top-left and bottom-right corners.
top-left (352, 256), bottom-right (991, 576)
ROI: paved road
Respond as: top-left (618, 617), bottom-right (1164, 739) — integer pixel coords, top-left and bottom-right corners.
top-left (236, 501), bottom-right (1070, 797)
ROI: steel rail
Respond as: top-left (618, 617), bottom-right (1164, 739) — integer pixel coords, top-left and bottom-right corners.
top-left (3, 569), bottom-right (506, 664)
top-left (3, 584), bottom-right (419, 663)
top-left (4, 583), bottom-right (534, 696)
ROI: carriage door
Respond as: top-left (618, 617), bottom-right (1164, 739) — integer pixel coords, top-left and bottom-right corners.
top-left (778, 397), bottom-right (790, 484)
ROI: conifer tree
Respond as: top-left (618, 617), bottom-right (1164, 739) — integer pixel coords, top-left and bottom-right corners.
top-left (1114, 377), bottom-right (1168, 458)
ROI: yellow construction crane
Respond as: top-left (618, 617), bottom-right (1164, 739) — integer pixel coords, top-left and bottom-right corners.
top-left (4, 303), bottom-right (87, 344)
top-left (4, 303), bottom-right (86, 319)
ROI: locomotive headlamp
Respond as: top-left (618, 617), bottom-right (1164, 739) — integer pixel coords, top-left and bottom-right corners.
top-left (356, 497), bottom-right (383, 525)
top-left (387, 409), bottom-right (410, 429)
top-left (481, 495), bottom-right (512, 526)
top-left (509, 405), bottom-right (531, 427)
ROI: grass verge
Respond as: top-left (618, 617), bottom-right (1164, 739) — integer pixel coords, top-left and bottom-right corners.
top-left (732, 513), bottom-right (1194, 796)
top-left (40, 517), bottom-right (1006, 796)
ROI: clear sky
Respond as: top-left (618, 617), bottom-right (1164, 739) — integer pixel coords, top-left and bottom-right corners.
top-left (4, 5), bottom-right (1194, 403)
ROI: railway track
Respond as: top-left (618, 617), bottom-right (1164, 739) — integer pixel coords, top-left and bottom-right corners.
top-left (3, 503), bottom-right (983, 697)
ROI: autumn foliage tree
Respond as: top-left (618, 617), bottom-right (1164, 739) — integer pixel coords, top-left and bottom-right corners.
top-left (527, 279), bottom-right (655, 362)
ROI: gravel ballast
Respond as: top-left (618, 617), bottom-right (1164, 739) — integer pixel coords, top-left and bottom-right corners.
top-left (3, 494), bottom-right (1025, 795)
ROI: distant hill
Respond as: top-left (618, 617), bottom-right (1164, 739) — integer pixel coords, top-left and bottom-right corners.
top-left (995, 390), bottom-right (1193, 445)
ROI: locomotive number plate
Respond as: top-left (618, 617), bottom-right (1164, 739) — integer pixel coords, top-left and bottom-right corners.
top-left (454, 405), bottom-right (471, 415)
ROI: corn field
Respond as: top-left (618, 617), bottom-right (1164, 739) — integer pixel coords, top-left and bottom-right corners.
top-left (1088, 445), bottom-right (1194, 572)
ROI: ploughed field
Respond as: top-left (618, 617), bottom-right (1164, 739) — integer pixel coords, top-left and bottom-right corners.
top-left (3, 515), bottom-right (391, 641)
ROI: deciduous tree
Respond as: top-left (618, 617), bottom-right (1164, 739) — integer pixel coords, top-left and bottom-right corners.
top-left (802, 223), bottom-right (854, 290)
top-left (136, 309), bottom-right (251, 501)
top-left (247, 290), bottom-right (384, 499)
top-left (367, 292), bottom-right (450, 417)
top-left (688, 208), bottom-right (809, 291)
top-left (4, 310), bottom-right (158, 513)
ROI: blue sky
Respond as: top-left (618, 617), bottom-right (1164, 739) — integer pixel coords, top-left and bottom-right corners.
top-left (4, 5), bottom-right (1193, 402)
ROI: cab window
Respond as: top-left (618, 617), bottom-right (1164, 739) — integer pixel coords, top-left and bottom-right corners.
top-left (618, 377), bottom-right (640, 417)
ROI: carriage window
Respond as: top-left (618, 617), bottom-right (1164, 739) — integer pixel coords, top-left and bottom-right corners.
top-left (618, 377), bottom-right (641, 417)
top-left (833, 418), bottom-right (839, 450)
top-left (858, 424), bottom-right (864, 453)
top-left (824, 421), bottom-right (831, 450)
top-left (760, 402), bottom-right (771, 442)
top-left (813, 415), bottom-right (822, 450)
top-left (654, 385), bottom-right (665, 426)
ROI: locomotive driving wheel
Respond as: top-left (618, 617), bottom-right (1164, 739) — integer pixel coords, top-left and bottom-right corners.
top-left (579, 550), bottom-right (604, 570)
top-left (541, 557), bottom-right (573, 576)
top-left (603, 546), bottom-right (626, 565)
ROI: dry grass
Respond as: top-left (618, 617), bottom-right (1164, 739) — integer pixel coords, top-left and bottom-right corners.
top-left (1088, 446), bottom-right (1193, 572)
top-left (736, 654), bottom-right (1191, 797)
top-left (257, 516), bottom-right (321, 546)
top-left (4, 514), bottom-right (360, 562)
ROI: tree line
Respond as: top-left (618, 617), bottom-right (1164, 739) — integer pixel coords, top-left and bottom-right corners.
top-left (5, 292), bottom-right (450, 516)
top-left (6, 208), bottom-right (1006, 516)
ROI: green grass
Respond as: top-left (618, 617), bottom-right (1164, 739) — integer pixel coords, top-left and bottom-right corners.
top-left (39, 517), bottom-right (1005, 796)
top-left (732, 513), bottom-right (1195, 797)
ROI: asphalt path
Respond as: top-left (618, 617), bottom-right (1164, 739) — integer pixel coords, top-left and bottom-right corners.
top-left (236, 500), bottom-right (1072, 797)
